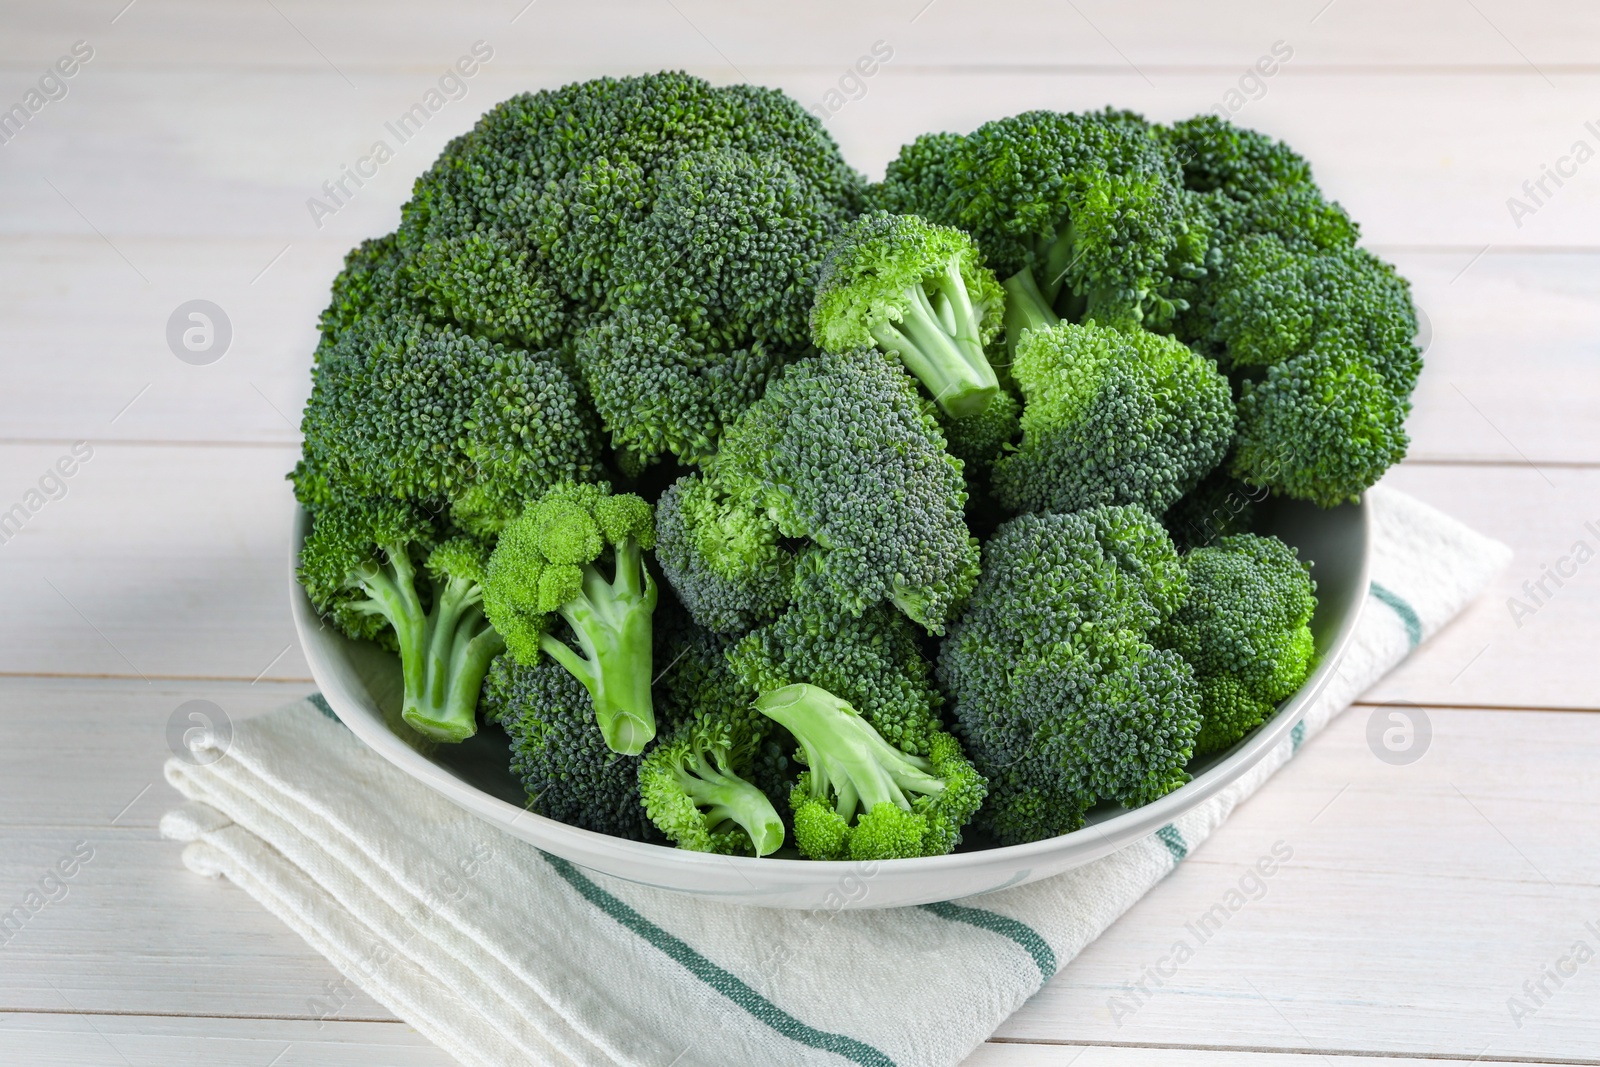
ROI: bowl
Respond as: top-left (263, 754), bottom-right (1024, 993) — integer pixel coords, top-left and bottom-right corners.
top-left (291, 495), bottom-right (1368, 909)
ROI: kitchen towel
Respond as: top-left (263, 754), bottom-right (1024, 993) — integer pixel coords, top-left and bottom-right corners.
top-left (161, 485), bottom-right (1510, 1067)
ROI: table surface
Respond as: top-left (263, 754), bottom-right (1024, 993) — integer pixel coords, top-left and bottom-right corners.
top-left (2, 2), bottom-right (1597, 1064)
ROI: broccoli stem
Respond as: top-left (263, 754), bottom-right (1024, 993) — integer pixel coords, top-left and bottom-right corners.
top-left (869, 258), bottom-right (999, 419)
top-left (1038, 221), bottom-right (1078, 302)
top-left (540, 537), bottom-right (658, 755)
top-left (351, 546), bottom-right (504, 744)
top-left (674, 747), bottom-right (785, 857)
top-left (1001, 266), bottom-right (1061, 361)
top-left (754, 683), bottom-right (944, 816)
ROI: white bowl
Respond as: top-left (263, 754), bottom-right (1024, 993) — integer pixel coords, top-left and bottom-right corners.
top-left (292, 496), bottom-right (1368, 909)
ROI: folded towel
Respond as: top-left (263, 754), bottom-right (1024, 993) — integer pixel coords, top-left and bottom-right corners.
top-left (161, 485), bottom-right (1510, 1067)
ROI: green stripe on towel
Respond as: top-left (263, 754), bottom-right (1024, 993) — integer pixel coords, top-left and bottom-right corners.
top-left (918, 901), bottom-right (1058, 982)
top-left (543, 854), bottom-right (897, 1067)
top-left (1369, 581), bottom-right (1422, 648)
top-left (1154, 824), bottom-right (1188, 863)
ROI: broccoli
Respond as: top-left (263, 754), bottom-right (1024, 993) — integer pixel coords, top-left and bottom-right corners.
top-left (939, 506), bottom-right (1201, 844)
top-left (482, 483), bottom-right (660, 755)
top-left (480, 652), bottom-right (656, 839)
top-left (992, 321), bottom-right (1234, 517)
top-left (811, 211), bottom-right (1006, 418)
top-left (664, 348), bottom-right (981, 634)
top-left (639, 715), bottom-right (786, 856)
top-left (1211, 234), bottom-right (1421, 506)
top-left (298, 499), bottom-right (503, 743)
top-left (291, 237), bottom-right (603, 537)
top-left (876, 109), bottom-right (1206, 337)
top-left (938, 387), bottom-right (1022, 480)
top-left (729, 603), bottom-right (943, 756)
top-left (653, 474), bottom-right (793, 634)
top-left (1157, 533), bottom-right (1317, 756)
top-left (754, 683), bottom-right (985, 860)
top-left (579, 148), bottom-right (852, 470)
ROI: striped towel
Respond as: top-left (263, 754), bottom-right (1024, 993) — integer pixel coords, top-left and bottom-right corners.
top-left (160, 485), bottom-right (1509, 1067)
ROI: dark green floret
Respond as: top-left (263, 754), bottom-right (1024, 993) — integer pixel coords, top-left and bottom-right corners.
top-left (482, 483), bottom-right (659, 755)
top-left (297, 499), bottom-right (503, 743)
top-left (1156, 533), bottom-right (1317, 755)
top-left (754, 683), bottom-right (986, 860)
top-left (667, 348), bottom-right (981, 635)
top-left (653, 474), bottom-right (792, 634)
top-left (480, 653), bottom-right (655, 839)
top-left (811, 211), bottom-right (1006, 418)
top-left (939, 506), bottom-right (1201, 844)
top-left (992, 322), bottom-right (1235, 517)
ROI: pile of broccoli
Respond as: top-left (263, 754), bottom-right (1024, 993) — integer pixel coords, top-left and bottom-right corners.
top-left (294, 73), bottom-right (1415, 856)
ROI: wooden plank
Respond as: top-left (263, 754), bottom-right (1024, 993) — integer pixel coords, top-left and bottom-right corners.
top-left (996, 704), bottom-right (1600, 1059)
top-left (1366, 464), bottom-right (1600, 711)
top-left (1, 66), bottom-right (1598, 248)
top-left (966, 1043), bottom-right (1594, 1066)
top-left (0, 1012), bottom-right (453, 1066)
top-left (0, 443), bottom-right (310, 682)
top-left (5, 0), bottom-right (1600, 72)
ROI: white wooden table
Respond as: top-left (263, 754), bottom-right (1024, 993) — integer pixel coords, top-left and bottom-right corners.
top-left (2, 2), bottom-right (1597, 1063)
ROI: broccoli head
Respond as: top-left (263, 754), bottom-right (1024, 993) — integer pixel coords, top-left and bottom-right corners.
top-left (879, 109), bottom-right (1206, 336)
top-left (298, 498), bottom-right (503, 743)
top-left (653, 474), bottom-right (793, 634)
top-left (992, 321), bottom-right (1234, 517)
top-left (482, 483), bottom-right (659, 755)
top-left (939, 506), bottom-right (1201, 843)
top-left (729, 603), bottom-right (943, 757)
top-left (480, 652), bottom-right (655, 839)
top-left (1157, 533), bottom-right (1317, 755)
top-left (639, 715), bottom-right (786, 857)
top-left (699, 348), bottom-right (982, 634)
top-left (754, 683), bottom-right (986, 860)
top-left (811, 210), bottom-right (1005, 418)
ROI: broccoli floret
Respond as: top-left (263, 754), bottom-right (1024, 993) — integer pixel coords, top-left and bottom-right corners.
top-left (479, 652), bottom-right (654, 839)
top-left (938, 387), bottom-right (1021, 478)
top-left (697, 348), bottom-right (981, 634)
top-left (292, 249), bottom-right (602, 535)
top-left (1156, 533), bottom-right (1317, 756)
top-left (482, 483), bottom-right (659, 755)
top-left (639, 715), bottom-right (786, 856)
top-left (729, 603), bottom-right (943, 757)
top-left (653, 474), bottom-right (793, 634)
top-left (579, 148), bottom-right (851, 469)
top-left (939, 506), bottom-right (1201, 843)
top-left (811, 211), bottom-right (1005, 418)
top-left (298, 499), bottom-right (503, 743)
top-left (992, 322), bottom-right (1234, 517)
top-left (754, 683), bottom-right (985, 860)
top-left (879, 109), bottom-right (1205, 336)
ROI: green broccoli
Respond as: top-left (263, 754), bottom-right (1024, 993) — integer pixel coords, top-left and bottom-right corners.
top-left (579, 148), bottom-right (852, 470)
top-left (876, 108), bottom-right (1206, 338)
top-left (992, 321), bottom-right (1234, 517)
top-left (479, 652), bottom-right (655, 839)
top-left (664, 349), bottom-right (980, 635)
top-left (1212, 234), bottom-right (1420, 506)
top-left (639, 716), bottom-right (786, 857)
top-left (653, 474), bottom-right (793, 634)
top-left (811, 211), bottom-right (1005, 418)
top-left (939, 506), bottom-right (1201, 843)
top-left (729, 603), bottom-right (943, 757)
top-left (1157, 533), bottom-right (1317, 755)
top-left (754, 683), bottom-right (986, 860)
top-left (298, 499), bottom-right (503, 743)
top-left (291, 237), bottom-right (602, 537)
top-left (482, 483), bottom-right (659, 755)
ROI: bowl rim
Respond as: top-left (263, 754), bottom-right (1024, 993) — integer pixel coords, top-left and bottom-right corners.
top-left (291, 498), bottom-right (1370, 878)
